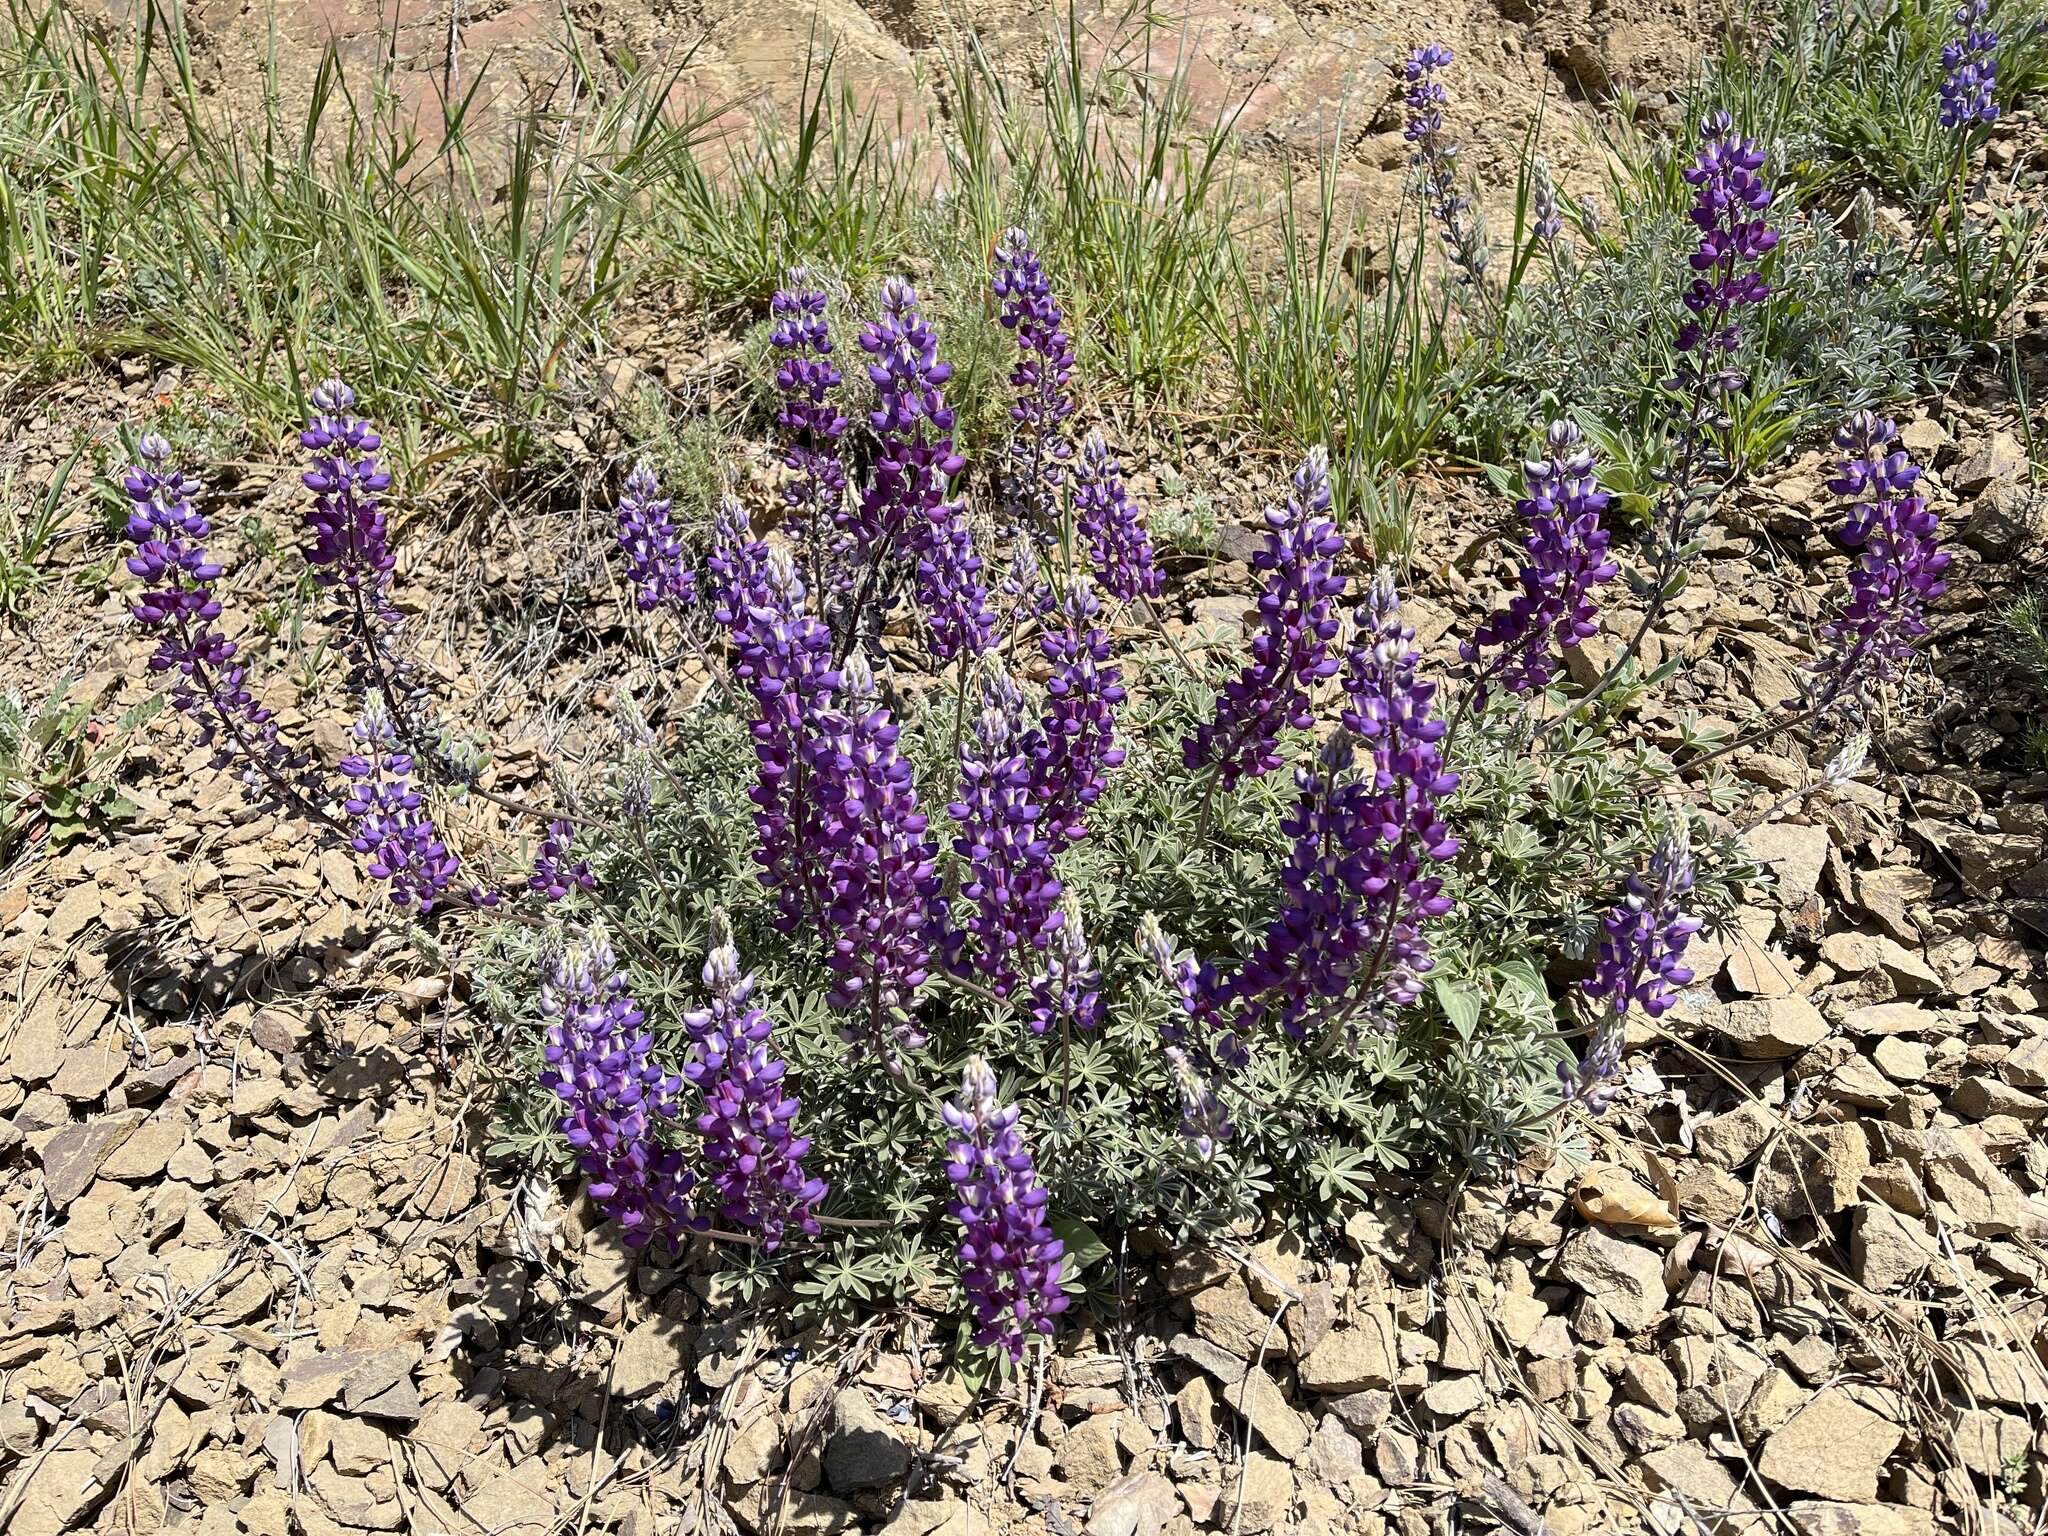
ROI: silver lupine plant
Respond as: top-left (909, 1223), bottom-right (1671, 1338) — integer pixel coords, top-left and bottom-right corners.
top-left (115, 125), bottom-right (1947, 1362)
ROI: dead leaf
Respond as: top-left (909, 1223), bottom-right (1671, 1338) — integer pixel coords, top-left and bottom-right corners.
top-left (1574, 1161), bottom-right (1680, 1228)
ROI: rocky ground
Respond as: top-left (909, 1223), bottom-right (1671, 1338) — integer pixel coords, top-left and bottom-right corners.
top-left (4, 325), bottom-right (2047, 1536)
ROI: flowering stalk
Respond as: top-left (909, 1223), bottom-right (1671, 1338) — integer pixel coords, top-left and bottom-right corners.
top-left (1546, 112), bottom-right (1776, 739)
top-left (539, 937), bottom-right (694, 1247)
top-left (1529, 156), bottom-right (1563, 244)
top-left (941, 1057), bottom-right (1069, 1359)
top-left (1566, 835), bottom-right (1702, 1112)
top-left (1182, 450), bottom-right (1346, 790)
top-left (339, 707), bottom-right (469, 912)
top-left (1940, 1), bottom-right (1999, 130)
top-left (1403, 44), bottom-right (1488, 287)
top-left (122, 435), bottom-right (325, 820)
top-left (770, 271), bottom-right (852, 591)
top-left (853, 280), bottom-right (995, 662)
top-left (805, 652), bottom-right (941, 1061)
top-left (1231, 575), bottom-right (1459, 1035)
top-left (616, 463), bottom-right (695, 613)
top-left (1805, 412), bottom-right (1950, 712)
top-left (991, 228), bottom-right (1076, 526)
top-left (1033, 576), bottom-right (1127, 846)
top-left (1164, 1046), bottom-right (1230, 1162)
top-left (682, 925), bottom-right (826, 1251)
top-left (1029, 894), bottom-right (1102, 1037)
top-left (1071, 433), bottom-right (1163, 605)
top-left (948, 664), bottom-right (1063, 996)
top-left (1461, 421), bottom-right (1619, 706)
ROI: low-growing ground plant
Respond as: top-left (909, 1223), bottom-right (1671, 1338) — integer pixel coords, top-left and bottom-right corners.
top-left (97, 23), bottom-right (1979, 1366)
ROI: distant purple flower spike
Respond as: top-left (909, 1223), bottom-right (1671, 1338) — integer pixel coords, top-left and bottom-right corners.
top-left (770, 269), bottom-right (851, 575)
top-left (1675, 113), bottom-right (1778, 394)
top-left (1033, 576), bottom-right (1127, 846)
top-left (1139, 914), bottom-right (1246, 1077)
top-left (1182, 450), bottom-right (1346, 789)
top-left (1072, 433), bottom-right (1163, 604)
top-left (1530, 157), bottom-right (1563, 243)
top-left (1404, 44), bottom-right (1488, 284)
top-left (682, 929), bottom-right (826, 1251)
top-left (992, 228), bottom-right (1076, 524)
top-left (339, 709), bottom-right (464, 913)
top-left (539, 937), bottom-right (694, 1248)
top-left (915, 503), bottom-right (999, 663)
top-left (949, 664), bottom-right (1064, 996)
top-left (1585, 835), bottom-right (1702, 1021)
top-left (616, 463), bottom-right (695, 613)
top-left (1029, 894), bottom-right (1102, 1037)
top-left (300, 379), bottom-right (397, 622)
top-left (942, 1057), bottom-right (1069, 1360)
top-left (1461, 421), bottom-right (1619, 704)
top-left (1940, 1), bottom-right (1999, 129)
top-left (1164, 1045), bottom-right (1230, 1161)
top-left (530, 819), bottom-right (598, 902)
top-left (1805, 412), bottom-right (1950, 711)
top-left (708, 496), bottom-right (772, 636)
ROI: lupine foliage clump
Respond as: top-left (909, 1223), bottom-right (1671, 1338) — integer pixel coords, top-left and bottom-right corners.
top-left (108, 41), bottom-right (1975, 1363)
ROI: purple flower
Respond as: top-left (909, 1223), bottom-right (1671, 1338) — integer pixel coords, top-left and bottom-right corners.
top-left (1584, 835), bottom-right (1702, 1021)
top-left (1182, 450), bottom-right (1346, 789)
top-left (1230, 574), bottom-right (1459, 1035)
top-left (855, 279), bottom-right (995, 662)
top-left (771, 270), bottom-right (851, 573)
top-left (122, 435), bottom-right (313, 806)
top-left (1028, 894), bottom-right (1102, 1037)
top-left (682, 928), bottom-right (826, 1251)
top-left (1138, 914), bottom-right (1246, 1076)
top-left (1072, 432), bottom-right (1163, 604)
top-left (339, 710), bottom-right (465, 913)
top-left (1530, 157), bottom-right (1563, 244)
top-left (803, 651), bottom-right (940, 1061)
top-left (728, 546), bottom-right (841, 931)
top-left (948, 665), bottom-right (1063, 996)
top-left (300, 379), bottom-right (397, 622)
top-left (708, 495), bottom-right (772, 635)
top-left (941, 1057), bottom-right (1069, 1360)
top-left (616, 463), bottom-right (695, 613)
top-left (1675, 113), bottom-right (1778, 392)
top-left (1940, 1), bottom-right (1999, 128)
top-left (1461, 421), bottom-right (1619, 704)
top-left (1033, 577), bottom-right (1127, 846)
top-left (1164, 1045), bottom-right (1230, 1161)
top-left (539, 937), bottom-right (694, 1248)
top-left (1404, 44), bottom-right (1487, 284)
top-left (1805, 412), bottom-right (1950, 710)
top-left (992, 228), bottom-right (1076, 525)
top-left (530, 819), bottom-right (598, 902)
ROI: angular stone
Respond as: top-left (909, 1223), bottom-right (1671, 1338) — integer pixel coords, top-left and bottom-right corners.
top-left (1695, 1100), bottom-right (1776, 1169)
top-left (1756, 1389), bottom-right (1902, 1500)
top-left (1819, 933), bottom-right (1940, 994)
top-left (1296, 1310), bottom-right (1398, 1395)
top-left (1701, 996), bottom-right (1828, 1059)
top-left (1055, 1412), bottom-right (1124, 1494)
top-left (823, 1389), bottom-right (910, 1495)
top-left (1213, 1452), bottom-right (1293, 1534)
top-left (1850, 1204), bottom-right (1937, 1291)
top-left (1785, 1503), bottom-right (1935, 1536)
top-left (611, 1313), bottom-right (690, 1399)
top-left (1084, 1471), bottom-right (1179, 1536)
top-left (1191, 1275), bottom-right (1281, 1360)
top-left (1554, 1227), bottom-right (1668, 1333)
top-left (1640, 1441), bottom-right (1743, 1511)
top-left (1744, 823), bottom-right (1830, 907)
top-left (1169, 1336), bottom-right (1309, 1461)
top-left (40, 1111), bottom-right (144, 1207)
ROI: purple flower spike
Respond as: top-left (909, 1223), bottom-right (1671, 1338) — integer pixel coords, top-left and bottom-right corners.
top-left (1230, 574), bottom-right (1459, 1035)
top-left (1183, 449), bottom-right (1346, 789)
top-left (1805, 412), bottom-right (1950, 711)
top-left (539, 937), bottom-right (694, 1248)
top-left (616, 463), bottom-right (695, 613)
top-left (941, 1056), bottom-right (1069, 1360)
top-left (682, 926), bottom-right (827, 1251)
top-left (1940, 1), bottom-right (1999, 129)
top-left (300, 379), bottom-right (397, 622)
top-left (530, 819), bottom-right (598, 902)
top-left (949, 664), bottom-right (1063, 996)
top-left (992, 228), bottom-right (1076, 525)
top-left (1461, 421), bottom-right (1619, 705)
top-left (1568, 833), bottom-right (1701, 1113)
top-left (806, 651), bottom-right (941, 1061)
top-left (122, 435), bottom-right (313, 806)
top-left (1404, 44), bottom-right (1487, 284)
top-left (1139, 914), bottom-right (1246, 1078)
top-left (339, 709), bottom-right (464, 913)
top-left (770, 269), bottom-right (851, 573)
top-left (1675, 113), bottom-right (1778, 394)
top-left (1029, 894), bottom-right (1102, 1037)
top-left (1072, 432), bottom-right (1163, 605)
top-left (1033, 576), bottom-right (1127, 847)
top-left (1164, 1045), bottom-right (1230, 1161)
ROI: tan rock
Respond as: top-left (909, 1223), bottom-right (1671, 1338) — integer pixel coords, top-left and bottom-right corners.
top-left (1820, 933), bottom-right (1940, 994)
top-left (1213, 1452), bottom-right (1293, 1534)
top-left (1084, 1471), bottom-right (1179, 1536)
top-left (1701, 996), bottom-right (1829, 1058)
top-left (1055, 1413), bottom-right (1124, 1494)
top-left (1756, 1389), bottom-right (1902, 1500)
top-left (1850, 1203), bottom-right (1937, 1291)
top-left (1297, 1311), bottom-right (1399, 1395)
top-left (1554, 1227), bottom-right (1667, 1333)
top-left (1785, 1503), bottom-right (1935, 1536)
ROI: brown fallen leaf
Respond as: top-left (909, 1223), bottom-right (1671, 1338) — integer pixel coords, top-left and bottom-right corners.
top-left (1574, 1161), bottom-right (1681, 1228)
